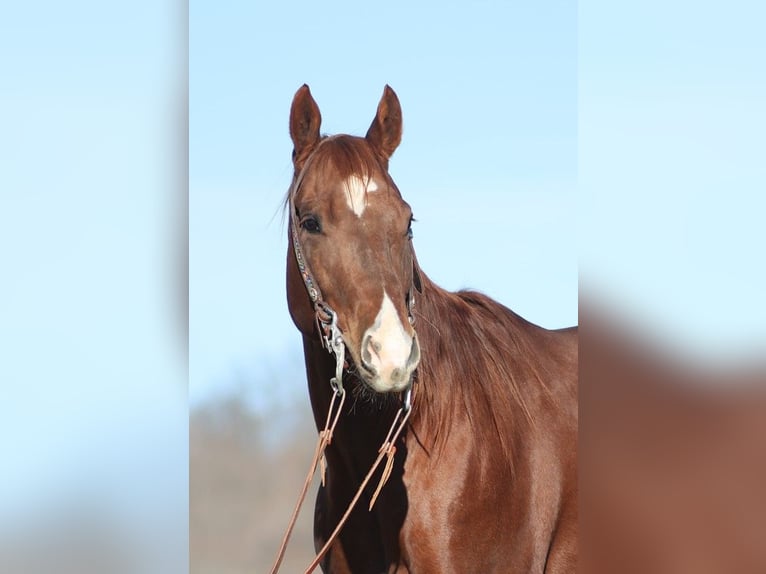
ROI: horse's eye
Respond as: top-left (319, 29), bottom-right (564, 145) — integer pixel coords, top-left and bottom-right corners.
top-left (406, 217), bottom-right (415, 239)
top-left (300, 215), bottom-right (321, 234)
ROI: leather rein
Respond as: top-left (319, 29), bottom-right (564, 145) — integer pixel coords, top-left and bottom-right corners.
top-left (269, 144), bottom-right (417, 574)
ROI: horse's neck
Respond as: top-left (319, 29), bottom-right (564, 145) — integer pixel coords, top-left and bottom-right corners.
top-left (409, 277), bottom-right (531, 452)
top-left (411, 278), bottom-right (471, 383)
top-left (408, 280), bottom-right (457, 409)
top-left (413, 275), bottom-right (523, 379)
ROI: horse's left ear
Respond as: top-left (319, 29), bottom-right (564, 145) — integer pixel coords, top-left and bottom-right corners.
top-left (366, 85), bottom-right (402, 160)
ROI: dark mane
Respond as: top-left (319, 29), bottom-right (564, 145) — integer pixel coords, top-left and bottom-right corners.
top-left (412, 272), bottom-right (559, 467)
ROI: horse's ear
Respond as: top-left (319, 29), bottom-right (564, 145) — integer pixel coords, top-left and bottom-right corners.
top-left (366, 85), bottom-right (402, 160)
top-left (289, 84), bottom-right (322, 170)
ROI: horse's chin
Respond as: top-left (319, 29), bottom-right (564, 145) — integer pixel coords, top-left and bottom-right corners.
top-left (348, 355), bottom-right (413, 395)
top-left (364, 375), bottom-right (412, 395)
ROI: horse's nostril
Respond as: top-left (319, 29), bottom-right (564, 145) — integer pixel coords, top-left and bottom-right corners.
top-left (361, 335), bottom-right (375, 372)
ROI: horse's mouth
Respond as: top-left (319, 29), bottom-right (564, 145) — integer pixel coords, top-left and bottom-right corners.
top-left (344, 353), bottom-right (408, 395)
top-left (347, 353), bottom-right (414, 395)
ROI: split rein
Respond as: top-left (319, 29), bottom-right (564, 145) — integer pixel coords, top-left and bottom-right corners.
top-left (268, 158), bottom-right (414, 574)
top-left (267, 317), bottom-right (413, 574)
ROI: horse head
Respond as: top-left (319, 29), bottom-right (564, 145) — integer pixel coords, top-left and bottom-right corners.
top-left (286, 84), bottom-right (421, 394)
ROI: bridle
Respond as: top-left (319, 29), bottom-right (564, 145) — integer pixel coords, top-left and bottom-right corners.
top-left (287, 138), bottom-right (420, 397)
top-left (269, 141), bottom-right (420, 574)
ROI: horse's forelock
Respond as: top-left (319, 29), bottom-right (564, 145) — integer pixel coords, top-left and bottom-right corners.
top-left (284, 135), bottom-right (390, 211)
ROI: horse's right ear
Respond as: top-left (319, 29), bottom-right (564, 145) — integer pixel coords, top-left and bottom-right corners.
top-left (289, 84), bottom-right (322, 171)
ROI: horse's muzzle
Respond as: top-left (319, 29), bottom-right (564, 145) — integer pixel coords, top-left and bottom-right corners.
top-left (359, 332), bottom-right (420, 393)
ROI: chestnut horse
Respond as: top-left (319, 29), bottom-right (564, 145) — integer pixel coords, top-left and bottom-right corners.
top-left (284, 85), bottom-right (577, 573)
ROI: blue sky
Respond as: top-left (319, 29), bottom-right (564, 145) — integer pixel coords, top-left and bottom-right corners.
top-left (580, 0), bottom-right (766, 358)
top-left (190, 0), bottom-right (578, 406)
top-left (0, 1), bottom-right (187, 567)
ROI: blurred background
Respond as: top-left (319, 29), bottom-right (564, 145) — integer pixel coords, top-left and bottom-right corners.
top-left (0, 2), bottom-right (188, 573)
top-left (580, 3), bottom-right (766, 571)
top-left (2, 0), bottom-right (764, 573)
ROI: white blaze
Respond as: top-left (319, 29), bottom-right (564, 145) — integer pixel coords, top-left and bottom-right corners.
top-left (364, 291), bottom-right (412, 388)
top-left (343, 175), bottom-right (378, 217)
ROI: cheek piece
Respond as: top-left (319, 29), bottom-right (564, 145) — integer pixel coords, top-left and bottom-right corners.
top-left (274, 151), bottom-right (419, 574)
